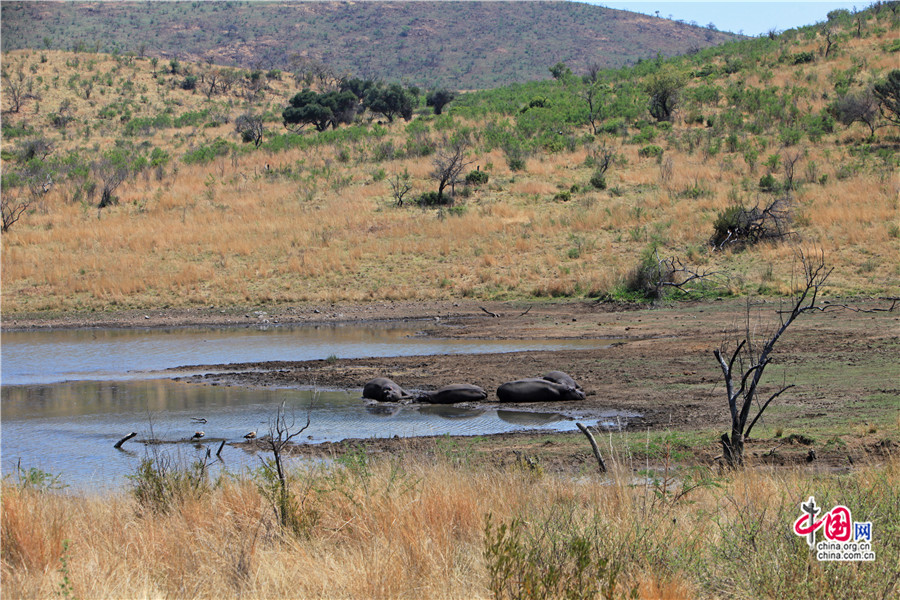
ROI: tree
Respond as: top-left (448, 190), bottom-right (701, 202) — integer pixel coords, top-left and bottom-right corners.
top-left (364, 83), bottom-right (416, 122)
top-left (430, 138), bottom-right (473, 203)
top-left (828, 87), bottom-right (880, 136)
top-left (2, 70), bottom-right (37, 114)
top-left (282, 89), bottom-right (358, 132)
top-left (235, 112), bottom-right (265, 147)
top-left (873, 69), bottom-right (900, 126)
top-left (714, 250), bottom-right (831, 467)
top-left (645, 69), bottom-right (684, 122)
top-left (94, 149), bottom-right (133, 209)
top-left (426, 89), bottom-right (456, 115)
top-left (549, 61), bottom-right (571, 81)
top-left (388, 169), bottom-right (413, 206)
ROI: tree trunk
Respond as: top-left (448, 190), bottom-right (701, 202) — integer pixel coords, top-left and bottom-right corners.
top-left (721, 432), bottom-right (744, 467)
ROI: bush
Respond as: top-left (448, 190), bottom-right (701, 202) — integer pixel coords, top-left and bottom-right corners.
top-left (484, 514), bottom-right (626, 600)
top-left (638, 145), bottom-right (663, 158)
top-left (180, 75), bottom-right (197, 90)
top-left (465, 169), bottom-right (489, 185)
top-left (416, 191), bottom-right (452, 206)
top-left (759, 173), bottom-right (780, 193)
top-left (589, 170), bottom-right (607, 189)
top-left (710, 198), bottom-right (793, 250)
top-left (791, 51), bottom-right (815, 65)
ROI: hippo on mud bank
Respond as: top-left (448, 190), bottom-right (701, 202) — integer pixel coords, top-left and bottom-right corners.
top-left (542, 370), bottom-right (583, 392)
top-left (417, 384), bottom-right (488, 404)
top-left (496, 379), bottom-right (586, 403)
top-left (363, 377), bottom-right (414, 402)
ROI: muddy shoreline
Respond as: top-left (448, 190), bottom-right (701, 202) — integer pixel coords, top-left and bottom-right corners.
top-left (5, 297), bottom-right (897, 470)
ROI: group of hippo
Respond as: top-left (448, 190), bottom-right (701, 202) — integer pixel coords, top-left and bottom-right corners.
top-left (362, 371), bottom-right (585, 405)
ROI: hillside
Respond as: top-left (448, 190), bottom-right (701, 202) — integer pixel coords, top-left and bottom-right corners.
top-left (0, 1), bottom-right (740, 89)
top-left (1, 5), bottom-right (898, 315)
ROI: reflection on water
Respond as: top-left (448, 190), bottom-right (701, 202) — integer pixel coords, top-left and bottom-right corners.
top-left (1, 323), bottom-right (617, 386)
top-left (416, 405), bottom-right (487, 420)
top-left (497, 410), bottom-right (567, 426)
top-left (2, 379), bottom-right (633, 490)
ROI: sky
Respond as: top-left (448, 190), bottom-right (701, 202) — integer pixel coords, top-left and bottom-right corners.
top-left (586, 1), bottom-right (871, 36)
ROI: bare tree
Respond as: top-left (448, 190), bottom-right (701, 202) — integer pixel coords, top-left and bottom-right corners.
top-left (830, 87), bottom-right (881, 136)
top-left (714, 249), bottom-right (832, 467)
top-left (2, 70), bottom-right (37, 113)
top-left (389, 168), bottom-right (413, 206)
top-left (1, 194), bottom-right (36, 233)
top-left (258, 401), bottom-right (312, 535)
top-left (430, 138), bottom-right (473, 203)
top-left (235, 112), bottom-right (265, 147)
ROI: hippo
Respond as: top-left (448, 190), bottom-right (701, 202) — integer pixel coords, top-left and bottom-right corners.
top-left (542, 370), bottom-right (583, 392)
top-left (417, 383), bottom-right (488, 404)
top-left (496, 378), bottom-right (586, 403)
top-left (362, 377), bottom-right (413, 402)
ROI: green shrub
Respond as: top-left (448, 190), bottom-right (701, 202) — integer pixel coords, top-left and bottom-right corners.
top-left (465, 169), bottom-right (489, 185)
top-left (180, 75), bottom-right (197, 90)
top-left (507, 156), bottom-right (526, 172)
top-left (417, 191), bottom-right (451, 206)
top-left (484, 514), bottom-right (626, 600)
top-left (553, 190), bottom-right (572, 202)
top-left (791, 51), bottom-right (815, 65)
top-left (759, 173), bottom-right (780, 193)
top-left (638, 145), bottom-right (663, 159)
top-left (589, 170), bottom-right (607, 189)
top-left (129, 455), bottom-right (212, 514)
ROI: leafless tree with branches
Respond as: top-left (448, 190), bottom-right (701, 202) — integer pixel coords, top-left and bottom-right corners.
top-left (431, 138), bottom-right (474, 203)
top-left (714, 249), bottom-right (832, 467)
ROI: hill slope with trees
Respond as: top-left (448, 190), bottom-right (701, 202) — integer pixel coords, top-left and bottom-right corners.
top-left (1, 4), bottom-right (898, 314)
top-left (1, 1), bottom-right (739, 89)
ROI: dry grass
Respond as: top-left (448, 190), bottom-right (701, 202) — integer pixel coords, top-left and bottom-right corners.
top-left (2, 450), bottom-right (897, 599)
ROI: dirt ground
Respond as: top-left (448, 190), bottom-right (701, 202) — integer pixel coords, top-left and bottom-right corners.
top-left (5, 297), bottom-right (898, 471)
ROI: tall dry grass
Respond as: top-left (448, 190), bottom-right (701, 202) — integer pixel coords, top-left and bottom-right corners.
top-left (2, 448), bottom-right (898, 599)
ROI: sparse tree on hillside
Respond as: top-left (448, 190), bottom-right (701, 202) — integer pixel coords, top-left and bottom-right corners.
top-left (282, 89), bottom-right (358, 132)
top-left (426, 89), bottom-right (456, 115)
top-left (364, 83), bottom-right (416, 123)
top-left (829, 87), bottom-right (880, 136)
top-left (2, 71), bottom-right (37, 114)
top-left (873, 69), bottom-right (900, 125)
top-left (430, 138), bottom-right (473, 203)
top-left (549, 61), bottom-right (572, 81)
top-left (235, 112), bottom-right (265, 147)
top-left (645, 69), bottom-right (684, 122)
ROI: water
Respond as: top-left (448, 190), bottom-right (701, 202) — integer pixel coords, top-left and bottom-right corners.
top-left (1, 323), bottom-right (634, 490)
top-left (1, 322), bottom-right (613, 385)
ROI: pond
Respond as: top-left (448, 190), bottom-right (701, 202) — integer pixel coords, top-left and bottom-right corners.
top-left (1, 323), bottom-right (634, 490)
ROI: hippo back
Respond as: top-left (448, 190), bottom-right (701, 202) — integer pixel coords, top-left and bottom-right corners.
top-left (543, 370), bottom-right (583, 391)
top-left (424, 383), bottom-right (488, 404)
top-left (496, 378), bottom-right (585, 403)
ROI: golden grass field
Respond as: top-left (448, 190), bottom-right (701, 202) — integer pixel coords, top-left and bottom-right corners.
top-left (1, 16), bottom-right (899, 316)
top-left (2, 448), bottom-right (898, 599)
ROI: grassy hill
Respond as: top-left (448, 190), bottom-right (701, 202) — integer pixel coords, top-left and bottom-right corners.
top-left (0, 1), bottom-right (740, 89)
top-left (1, 4), bottom-right (898, 315)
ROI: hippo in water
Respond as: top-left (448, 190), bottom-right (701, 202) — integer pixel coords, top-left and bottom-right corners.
top-left (363, 377), bottom-right (413, 402)
top-left (417, 384), bottom-right (488, 404)
top-left (496, 379), bottom-right (586, 403)
top-left (542, 371), bottom-right (583, 392)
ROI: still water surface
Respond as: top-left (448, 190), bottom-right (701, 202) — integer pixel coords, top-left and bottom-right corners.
top-left (1, 322), bottom-right (612, 385)
top-left (1, 323), bottom-right (630, 490)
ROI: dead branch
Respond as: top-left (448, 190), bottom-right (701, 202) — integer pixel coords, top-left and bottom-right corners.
top-left (576, 422), bottom-right (607, 473)
top-left (480, 307), bottom-right (501, 318)
top-left (114, 432), bottom-right (137, 449)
